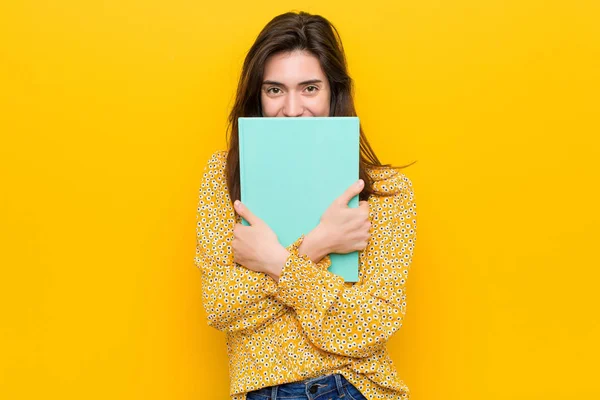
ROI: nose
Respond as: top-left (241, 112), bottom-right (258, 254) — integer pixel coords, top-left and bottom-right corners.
top-left (282, 93), bottom-right (303, 117)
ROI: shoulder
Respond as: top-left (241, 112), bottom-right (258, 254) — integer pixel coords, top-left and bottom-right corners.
top-left (201, 149), bottom-right (229, 183)
top-left (366, 166), bottom-right (414, 198)
top-left (199, 149), bottom-right (229, 195)
top-left (366, 168), bottom-right (417, 230)
top-left (205, 149), bottom-right (228, 170)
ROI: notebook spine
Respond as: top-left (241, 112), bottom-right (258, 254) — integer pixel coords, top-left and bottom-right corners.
top-left (238, 119), bottom-right (245, 225)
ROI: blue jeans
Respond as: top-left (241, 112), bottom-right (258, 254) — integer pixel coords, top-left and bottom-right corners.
top-left (245, 373), bottom-right (367, 400)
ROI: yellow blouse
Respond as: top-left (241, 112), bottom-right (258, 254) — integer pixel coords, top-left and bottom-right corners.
top-left (194, 149), bottom-right (417, 399)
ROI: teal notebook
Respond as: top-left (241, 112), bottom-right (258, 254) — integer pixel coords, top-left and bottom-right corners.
top-left (238, 116), bottom-right (360, 282)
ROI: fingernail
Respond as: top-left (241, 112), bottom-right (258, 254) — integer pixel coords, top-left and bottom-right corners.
top-left (357, 179), bottom-right (363, 187)
top-left (234, 200), bottom-right (240, 208)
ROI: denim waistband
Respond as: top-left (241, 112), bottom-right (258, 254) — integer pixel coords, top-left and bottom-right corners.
top-left (246, 373), bottom-right (349, 399)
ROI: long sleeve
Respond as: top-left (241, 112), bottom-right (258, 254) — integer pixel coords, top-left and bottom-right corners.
top-left (270, 171), bottom-right (417, 358)
top-left (194, 238), bottom-right (330, 333)
top-left (195, 245), bottom-right (286, 333)
top-left (194, 150), bottom-right (331, 333)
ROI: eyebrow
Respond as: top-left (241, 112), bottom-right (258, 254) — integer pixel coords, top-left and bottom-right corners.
top-left (262, 79), bottom-right (323, 87)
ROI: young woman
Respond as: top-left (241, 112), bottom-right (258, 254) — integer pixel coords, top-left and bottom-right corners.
top-left (195, 11), bottom-right (417, 400)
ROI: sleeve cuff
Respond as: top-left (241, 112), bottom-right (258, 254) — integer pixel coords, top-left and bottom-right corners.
top-left (272, 236), bottom-right (345, 313)
top-left (262, 234), bottom-right (307, 296)
top-left (315, 254), bottom-right (332, 271)
top-left (286, 234), bottom-right (332, 271)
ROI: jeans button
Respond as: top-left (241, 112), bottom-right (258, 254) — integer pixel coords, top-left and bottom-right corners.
top-left (309, 384), bottom-right (318, 394)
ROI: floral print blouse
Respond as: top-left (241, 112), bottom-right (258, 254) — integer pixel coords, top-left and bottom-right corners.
top-left (194, 149), bottom-right (417, 399)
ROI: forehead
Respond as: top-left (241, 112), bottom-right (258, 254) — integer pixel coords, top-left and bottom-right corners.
top-left (263, 50), bottom-right (326, 82)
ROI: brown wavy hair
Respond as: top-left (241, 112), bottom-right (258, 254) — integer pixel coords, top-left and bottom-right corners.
top-left (225, 11), bottom-right (416, 205)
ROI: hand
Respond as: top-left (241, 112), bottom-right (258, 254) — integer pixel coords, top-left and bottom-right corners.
top-left (318, 179), bottom-right (371, 254)
top-left (231, 200), bottom-right (290, 278)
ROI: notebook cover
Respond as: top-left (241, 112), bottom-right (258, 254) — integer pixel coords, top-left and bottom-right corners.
top-left (238, 116), bottom-right (360, 282)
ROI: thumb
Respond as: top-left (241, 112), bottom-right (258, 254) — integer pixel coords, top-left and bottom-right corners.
top-left (234, 200), bottom-right (261, 226)
top-left (338, 179), bottom-right (364, 206)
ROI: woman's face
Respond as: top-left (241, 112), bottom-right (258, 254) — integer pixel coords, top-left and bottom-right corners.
top-left (260, 50), bottom-right (331, 117)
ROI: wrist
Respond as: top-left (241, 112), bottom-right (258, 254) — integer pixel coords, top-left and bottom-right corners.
top-left (298, 223), bottom-right (331, 262)
top-left (264, 246), bottom-right (290, 283)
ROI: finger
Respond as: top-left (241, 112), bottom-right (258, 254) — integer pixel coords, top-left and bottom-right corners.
top-left (234, 200), bottom-right (261, 226)
top-left (359, 201), bottom-right (370, 216)
top-left (337, 179), bottom-right (364, 206)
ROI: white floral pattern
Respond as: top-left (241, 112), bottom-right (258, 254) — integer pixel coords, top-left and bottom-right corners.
top-left (195, 150), bottom-right (417, 399)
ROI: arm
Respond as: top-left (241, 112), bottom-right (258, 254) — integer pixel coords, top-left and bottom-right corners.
top-left (195, 150), bottom-right (331, 333)
top-left (195, 238), bottom-right (330, 333)
top-left (267, 173), bottom-right (417, 358)
top-left (195, 244), bottom-right (285, 333)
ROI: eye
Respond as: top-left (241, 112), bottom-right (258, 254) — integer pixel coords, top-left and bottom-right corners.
top-left (266, 87), bottom-right (282, 94)
top-left (305, 85), bottom-right (319, 93)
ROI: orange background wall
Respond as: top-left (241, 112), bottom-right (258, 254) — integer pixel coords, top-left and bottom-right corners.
top-left (1, 1), bottom-right (599, 399)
